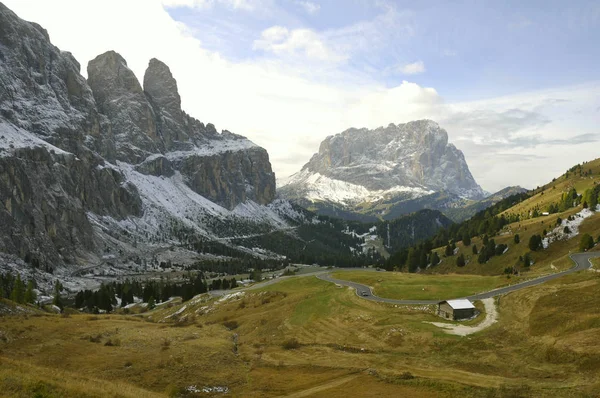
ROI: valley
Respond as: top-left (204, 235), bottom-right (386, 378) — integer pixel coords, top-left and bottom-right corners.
top-left (1, 1), bottom-right (600, 397)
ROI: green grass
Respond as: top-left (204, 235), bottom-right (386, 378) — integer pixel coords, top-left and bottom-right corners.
top-left (331, 271), bottom-right (513, 300)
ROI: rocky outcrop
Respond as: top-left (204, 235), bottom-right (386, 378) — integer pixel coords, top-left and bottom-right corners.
top-left (87, 51), bottom-right (161, 163)
top-left (279, 120), bottom-right (486, 219)
top-left (143, 58), bottom-right (191, 150)
top-left (0, 3), bottom-right (275, 267)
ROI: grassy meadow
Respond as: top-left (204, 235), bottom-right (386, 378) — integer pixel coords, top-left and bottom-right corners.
top-left (2, 266), bottom-right (600, 397)
top-left (331, 271), bottom-right (515, 300)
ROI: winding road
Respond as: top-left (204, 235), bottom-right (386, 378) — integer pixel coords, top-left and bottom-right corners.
top-left (316, 252), bottom-right (600, 305)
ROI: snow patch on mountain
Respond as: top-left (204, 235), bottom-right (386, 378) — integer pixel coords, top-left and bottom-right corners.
top-left (542, 207), bottom-right (596, 249)
top-left (0, 122), bottom-right (71, 157)
top-left (289, 170), bottom-right (434, 205)
top-left (165, 137), bottom-right (257, 161)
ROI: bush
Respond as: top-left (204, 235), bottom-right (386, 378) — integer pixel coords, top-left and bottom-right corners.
top-left (579, 234), bottom-right (594, 251)
top-left (222, 320), bottom-right (239, 330)
top-left (528, 235), bottom-right (543, 251)
top-left (399, 371), bottom-right (415, 380)
top-left (282, 338), bottom-right (301, 350)
top-left (513, 234), bottom-right (520, 244)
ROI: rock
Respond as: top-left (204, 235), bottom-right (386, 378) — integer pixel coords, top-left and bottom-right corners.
top-left (279, 120), bottom-right (486, 218)
top-left (87, 51), bottom-right (161, 163)
top-left (143, 58), bottom-right (190, 149)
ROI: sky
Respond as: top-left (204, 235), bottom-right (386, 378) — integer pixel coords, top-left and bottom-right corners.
top-left (4, 0), bottom-right (600, 192)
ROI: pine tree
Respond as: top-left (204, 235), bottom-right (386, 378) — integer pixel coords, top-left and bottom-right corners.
top-left (463, 235), bottom-right (471, 246)
top-left (445, 244), bottom-right (453, 257)
top-left (514, 234), bottom-right (520, 244)
top-left (147, 296), bottom-right (156, 310)
top-left (406, 248), bottom-right (419, 273)
top-left (24, 281), bottom-right (36, 304)
top-left (430, 252), bottom-right (440, 267)
top-left (472, 245), bottom-right (478, 255)
top-left (10, 274), bottom-right (25, 304)
top-left (52, 280), bottom-right (63, 310)
top-left (579, 234), bottom-right (594, 251)
top-left (528, 235), bottom-right (543, 251)
top-left (456, 253), bottom-right (466, 267)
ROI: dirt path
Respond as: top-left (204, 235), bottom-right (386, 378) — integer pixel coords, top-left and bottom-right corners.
top-left (426, 298), bottom-right (498, 336)
top-left (279, 374), bottom-right (360, 398)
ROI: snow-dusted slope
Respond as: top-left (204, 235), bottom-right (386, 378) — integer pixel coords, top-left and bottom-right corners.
top-left (289, 169), bottom-right (434, 205)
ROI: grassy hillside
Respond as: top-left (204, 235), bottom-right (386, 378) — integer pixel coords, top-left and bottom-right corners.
top-left (2, 263), bottom-right (600, 397)
top-left (383, 158), bottom-right (600, 277)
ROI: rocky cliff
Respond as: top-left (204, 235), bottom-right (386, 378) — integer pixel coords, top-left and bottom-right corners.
top-left (0, 2), bottom-right (275, 269)
top-left (279, 120), bottom-right (487, 219)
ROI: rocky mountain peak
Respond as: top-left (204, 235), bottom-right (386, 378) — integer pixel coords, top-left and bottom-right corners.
top-left (143, 58), bottom-right (190, 148)
top-left (279, 119), bottom-right (486, 219)
top-left (144, 58), bottom-right (182, 117)
top-left (88, 51), bottom-right (143, 100)
top-left (87, 51), bottom-right (160, 163)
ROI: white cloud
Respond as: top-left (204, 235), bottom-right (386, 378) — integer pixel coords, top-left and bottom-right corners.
top-left (161, 0), bottom-right (260, 10)
top-left (253, 26), bottom-right (345, 63)
top-left (3, 0), bottom-right (599, 193)
top-left (296, 1), bottom-right (320, 15)
top-left (397, 60), bottom-right (425, 75)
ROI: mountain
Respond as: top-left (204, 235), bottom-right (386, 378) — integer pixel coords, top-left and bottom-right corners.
top-left (0, 3), bottom-right (454, 280)
top-left (0, 3), bottom-right (301, 272)
top-left (278, 120), bottom-right (488, 220)
top-left (442, 185), bottom-right (528, 222)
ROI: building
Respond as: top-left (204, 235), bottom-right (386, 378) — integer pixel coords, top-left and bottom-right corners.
top-left (437, 299), bottom-right (476, 320)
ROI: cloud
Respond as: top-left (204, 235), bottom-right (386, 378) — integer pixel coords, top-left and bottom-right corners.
top-left (253, 26), bottom-right (345, 63)
top-left (3, 0), bottom-right (599, 193)
top-left (162, 0), bottom-right (261, 10)
top-left (397, 60), bottom-right (425, 75)
top-left (296, 1), bottom-right (320, 15)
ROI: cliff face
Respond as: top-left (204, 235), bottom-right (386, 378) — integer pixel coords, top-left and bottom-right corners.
top-left (279, 120), bottom-right (486, 219)
top-left (0, 3), bottom-right (275, 267)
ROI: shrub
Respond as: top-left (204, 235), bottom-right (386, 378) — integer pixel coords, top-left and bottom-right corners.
top-left (528, 235), bottom-right (543, 251)
top-left (399, 371), bottom-right (415, 380)
top-left (282, 338), bottom-right (301, 350)
top-left (579, 234), bottom-right (594, 251)
top-left (222, 320), bottom-right (239, 330)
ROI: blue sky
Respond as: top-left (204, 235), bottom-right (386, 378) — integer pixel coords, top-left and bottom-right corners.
top-left (166, 0), bottom-right (600, 100)
top-left (5, 0), bottom-right (600, 191)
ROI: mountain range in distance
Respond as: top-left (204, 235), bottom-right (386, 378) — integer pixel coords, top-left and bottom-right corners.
top-left (278, 120), bottom-right (527, 222)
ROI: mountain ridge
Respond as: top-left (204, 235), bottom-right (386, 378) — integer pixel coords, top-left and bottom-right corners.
top-left (279, 120), bottom-right (488, 220)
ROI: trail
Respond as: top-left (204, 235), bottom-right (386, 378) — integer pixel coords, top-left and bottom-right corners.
top-left (279, 374), bottom-right (360, 398)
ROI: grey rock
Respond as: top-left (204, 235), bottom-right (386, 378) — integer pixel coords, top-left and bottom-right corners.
top-left (279, 120), bottom-right (486, 218)
top-left (87, 51), bottom-right (161, 163)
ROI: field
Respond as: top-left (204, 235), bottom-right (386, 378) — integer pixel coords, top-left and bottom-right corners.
top-left (2, 265), bottom-right (600, 397)
top-left (331, 271), bottom-right (515, 300)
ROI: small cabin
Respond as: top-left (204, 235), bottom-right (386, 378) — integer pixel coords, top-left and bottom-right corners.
top-left (437, 299), bottom-right (476, 320)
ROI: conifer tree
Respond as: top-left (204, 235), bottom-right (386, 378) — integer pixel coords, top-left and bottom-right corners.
top-left (24, 280), bottom-right (36, 304)
top-left (10, 274), bottom-right (25, 304)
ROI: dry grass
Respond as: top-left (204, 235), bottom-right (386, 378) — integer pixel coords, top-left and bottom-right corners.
top-left (331, 271), bottom-right (513, 300)
top-left (2, 269), bottom-right (600, 397)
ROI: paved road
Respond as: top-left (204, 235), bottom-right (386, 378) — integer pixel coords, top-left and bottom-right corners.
top-left (316, 252), bottom-right (600, 305)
